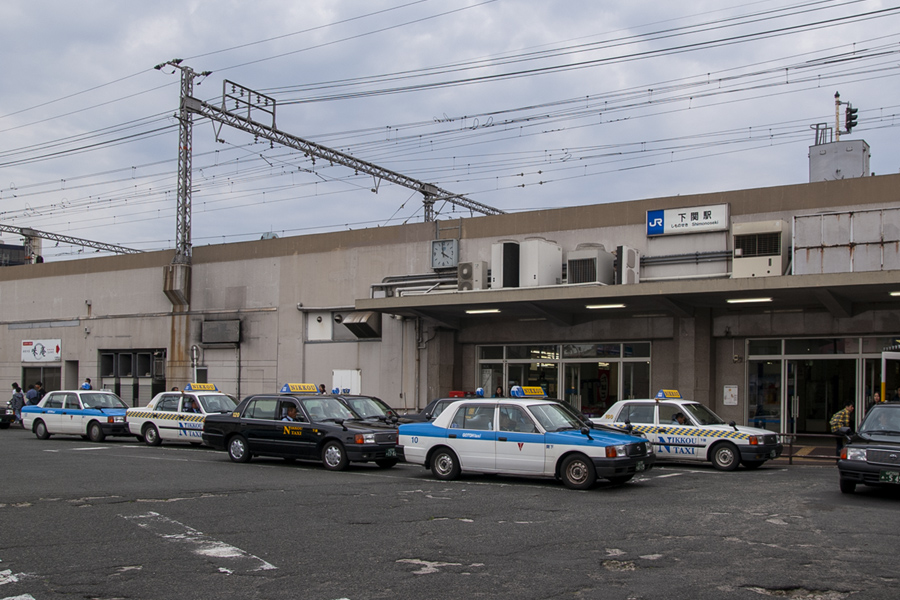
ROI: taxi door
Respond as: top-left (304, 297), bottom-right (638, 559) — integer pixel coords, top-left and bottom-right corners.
top-left (494, 405), bottom-right (545, 474)
top-left (240, 397), bottom-right (281, 453)
top-left (61, 393), bottom-right (84, 435)
top-left (274, 400), bottom-right (318, 459)
top-left (446, 404), bottom-right (497, 471)
top-left (654, 403), bottom-right (705, 462)
top-left (39, 393), bottom-right (66, 433)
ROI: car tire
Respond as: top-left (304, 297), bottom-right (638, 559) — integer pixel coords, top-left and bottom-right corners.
top-left (34, 420), bottom-right (50, 440)
top-left (560, 454), bottom-right (596, 490)
top-left (710, 443), bottom-right (739, 471)
top-left (143, 424), bottom-right (162, 446)
top-left (322, 441), bottom-right (349, 471)
top-left (376, 458), bottom-right (398, 469)
top-left (839, 478), bottom-right (857, 494)
top-left (742, 460), bottom-right (765, 470)
top-left (228, 435), bottom-right (251, 463)
top-left (88, 422), bottom-right (106, 443)
top-left (607, 474), bottom-right (633, 485)
top-left (430, 448), bottom-right (461, 481)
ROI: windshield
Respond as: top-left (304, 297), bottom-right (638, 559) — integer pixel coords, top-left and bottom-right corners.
top-left (82, 393), bottom-right (127, 409)
top-left (529, 403), bottom-right (584, 432)
top-left (860, 406), bottom-right (900, 434)
top-left (197, 394), bottom-right (238, 413)
top-left (342, 396), bottom-right (394, 419)
top-left (300, 397), bottom-right (357, 421)
top-left (682, 403), bottom-right (725, 426)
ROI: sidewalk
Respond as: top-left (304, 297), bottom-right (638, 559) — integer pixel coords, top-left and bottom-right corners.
top-left (772, 443), bottom-right (839, 465)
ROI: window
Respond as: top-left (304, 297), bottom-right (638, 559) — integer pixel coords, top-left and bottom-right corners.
top-left (451, 405), bottom-right (494, 430)
top-left (498, 406), bottom-right (537, 433)
top-left (619, 403), bottom-right (655, 424)
top-left (156, 395), bottom-right (179, 411)
top-left (245, 398), bottom-right (278, 420)
top-left (44, 394), bottom-right (64, 409)
top-left (63, 393), bottom-right (80, 410)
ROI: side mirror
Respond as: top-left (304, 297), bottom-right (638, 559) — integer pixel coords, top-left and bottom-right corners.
top-left (728, 420), bottom-right (738, 431)
top-left (580, 426), bottom-right (593, 440)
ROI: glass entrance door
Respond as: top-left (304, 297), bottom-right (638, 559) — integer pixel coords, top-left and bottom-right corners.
top-left (748, 360), bottom-right (782, 433)
top-left (787, 358), bottom-right (856, 434)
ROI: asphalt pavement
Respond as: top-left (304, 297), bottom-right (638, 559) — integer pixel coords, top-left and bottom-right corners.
top-left (1, 425), bottom-right (898, 600)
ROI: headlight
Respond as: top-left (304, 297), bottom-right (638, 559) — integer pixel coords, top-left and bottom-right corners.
top-left (843, 447), bottom-right (867, 461)
top-left (354, 433), bottom-right (376, 444)
top-left (108, 416), bottom-right (125, 423)
top-left (645, 442), bottom-right (654, 455)
top-left (605, 444), bottom-right (627, 458)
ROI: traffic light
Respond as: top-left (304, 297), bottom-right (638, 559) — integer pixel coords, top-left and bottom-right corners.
top-left (845, 104), bottom-right (859, 133)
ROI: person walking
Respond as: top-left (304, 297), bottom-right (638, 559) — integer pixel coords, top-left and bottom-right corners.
top-left (830, 401), bottom-right (854, 455)
top-left (10, 383), bottom-right (25, 426)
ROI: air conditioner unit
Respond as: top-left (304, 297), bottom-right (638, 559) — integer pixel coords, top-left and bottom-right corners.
top-left (490, 241), bottom-right (519, 288)
top-left (520, 237), bottom-right (562, 287)
top-left (616, 245), bottom-right (641, 284)
top-left (732, 221), bottom-right (789, 278)
top-left (566, 244), bottom-right (614, 284)
top-left (458, 261), bottom-right (487, 291)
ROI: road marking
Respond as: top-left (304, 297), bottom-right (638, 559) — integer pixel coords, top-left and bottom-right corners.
top-left (654, 472), bottom-right (684, 479)
top-left (397, 559), bottom-right (463, 574)
top-left (122, 511), bottom-right (276, 573)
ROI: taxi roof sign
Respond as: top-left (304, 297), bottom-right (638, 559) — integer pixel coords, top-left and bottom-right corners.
top-left (184, 383), bottom-right (218, 392)
top-left (655, 389), bottom-right (682, 399)
top-left (280, 383), bottom-right (319, 394)
top-left (509, 385), bottom-right (548, 398)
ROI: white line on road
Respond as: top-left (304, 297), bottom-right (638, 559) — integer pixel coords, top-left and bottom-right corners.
top-left (121, 511), bottom-right (276, 573)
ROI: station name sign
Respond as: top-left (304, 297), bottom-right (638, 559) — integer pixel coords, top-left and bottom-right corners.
top-left (646, 204), bottom-right (729, 236)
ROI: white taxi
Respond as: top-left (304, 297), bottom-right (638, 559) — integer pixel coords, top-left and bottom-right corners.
top-left (127, 383), bottom-right (238, 446)
top-left (591, 389), bottom-right (783, 470)
top-left (399, 386), bottom-right (654, 489)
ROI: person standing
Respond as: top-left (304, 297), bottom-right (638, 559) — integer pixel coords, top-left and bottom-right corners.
top-left (830, 401), bottom-right (854, 455)
top-left (10, 383), bottom-right (25, 426)
top-left (25, 382), bottom-right (43, 405)
top-left (81, 378), bottom-right (92, 390)
top-left (318, 384), bottom-right (327, 394)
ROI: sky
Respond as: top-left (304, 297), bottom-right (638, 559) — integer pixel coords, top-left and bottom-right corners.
top-left (2, 0), bottom-right (899, 260)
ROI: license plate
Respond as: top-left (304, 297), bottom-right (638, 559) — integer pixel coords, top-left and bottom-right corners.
top-left (635, 461), bottom-right (645, 472)
top-left (385, 448), bottom-right (396, 458)
top-left (879, 470), bottom-right (900, 484)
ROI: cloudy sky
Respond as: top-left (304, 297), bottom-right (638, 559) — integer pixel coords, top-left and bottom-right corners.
top-left (2, 0), bottom-right (899, 260)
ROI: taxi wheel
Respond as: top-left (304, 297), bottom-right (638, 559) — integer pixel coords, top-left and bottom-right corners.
top-left (228, 435), bottom-right (252, 463)
top-left (430, 448), bottom-right (461, 481)
top-left (34, 420), bottom-right (50, 440)
top-left (88, 422), bottom-right (106, 443)
top-left (376, 458), bottom-right (398, 469)
top-left (143, 424), bottom-right (162, 446)
top-left (711, 443), bottom-right (739, 471)
top-left (742, 460), bottom-right (765, 470)
top-left (322, 441), bottom-right (349, 470)
top-left (560, 454), bottom-right (596, 490)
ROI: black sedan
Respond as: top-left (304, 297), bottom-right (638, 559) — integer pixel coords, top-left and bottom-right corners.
top-left (202, 393), bottom-right (402, 470)
top-left (838, 401), bottom-right (900, 494)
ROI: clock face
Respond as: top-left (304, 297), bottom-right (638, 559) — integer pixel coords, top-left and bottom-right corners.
top-left (431, 239), bottom-right (459, 269)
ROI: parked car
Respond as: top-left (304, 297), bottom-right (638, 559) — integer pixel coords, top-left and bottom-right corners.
top-left (336, 393), bottom-right (416, 424)
top-left (126, 383), bottom-right (237, 446)
top-left (202, 384), bottom-right (402, 470)
top-left (837, 401), bottom-right (900, 494)
top-left (591, 390), bottom-right (783, 470)
top-left (21, 389), bottom-right (132, 442)
top-left (400, 390), bottom-right (654, 489)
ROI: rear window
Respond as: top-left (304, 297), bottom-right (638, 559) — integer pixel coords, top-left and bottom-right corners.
top-left (450, 405), bottom-right (494, 430)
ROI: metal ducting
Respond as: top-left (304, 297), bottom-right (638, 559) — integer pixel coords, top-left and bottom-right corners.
top-left (342, 311), bottom-right (382, 338)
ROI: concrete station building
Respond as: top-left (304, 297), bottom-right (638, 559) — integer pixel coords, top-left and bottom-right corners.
top-left (2, 138), bottom-right (899, 438)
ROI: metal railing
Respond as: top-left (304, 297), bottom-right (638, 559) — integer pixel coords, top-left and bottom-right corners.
top-left (778, 432), bottom-right (842, 464)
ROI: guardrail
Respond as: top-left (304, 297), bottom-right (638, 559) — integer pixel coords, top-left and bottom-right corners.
top-left (777, 432), bottom-right (842, 464)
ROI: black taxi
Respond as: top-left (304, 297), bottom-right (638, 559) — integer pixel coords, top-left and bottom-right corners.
top-left (202, 383), bottom-right (402, 470)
